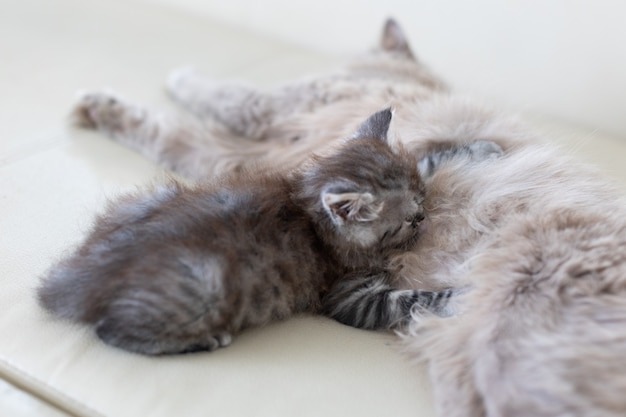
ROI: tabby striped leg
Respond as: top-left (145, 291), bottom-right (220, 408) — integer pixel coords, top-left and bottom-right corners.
top-left (322, 272), bottom-right (460, 330)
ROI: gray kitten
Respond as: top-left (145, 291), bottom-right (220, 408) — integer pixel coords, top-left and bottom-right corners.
top-left (39, 109), bottom-right (496, 355)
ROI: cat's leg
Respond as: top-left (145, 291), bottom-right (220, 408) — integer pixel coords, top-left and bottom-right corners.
top-left (322, 271), bottom-right (462, 330)
top-left (167, 67), bottom-right (384, 141)
top-left (418, 140), bottom-right (503, 179)
top-left (73, 91), bottom-right (270, 179)
top-left (166, 67), bottom-right (278, 139)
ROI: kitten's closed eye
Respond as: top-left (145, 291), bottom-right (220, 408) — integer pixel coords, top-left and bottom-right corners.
top-left (405, 212), bottom-right (425, 227)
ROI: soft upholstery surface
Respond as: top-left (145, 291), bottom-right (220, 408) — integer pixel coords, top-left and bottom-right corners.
top-left (1, 0), bottom-right (625, 416)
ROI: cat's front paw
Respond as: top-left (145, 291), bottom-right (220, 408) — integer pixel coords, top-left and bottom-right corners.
top-left (72, 91), bottom-right (102, 129)
top-left (467, 140), bottom-right (504, 161)
top-left (71, 91), bottom-right (142, 134)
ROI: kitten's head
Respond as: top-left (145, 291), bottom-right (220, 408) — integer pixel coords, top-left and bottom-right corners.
top-left (298, 108), bottom-right (425, 259)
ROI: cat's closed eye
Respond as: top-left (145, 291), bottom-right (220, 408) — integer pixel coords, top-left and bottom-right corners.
top-left (405, 212), bottom-right (425, 227)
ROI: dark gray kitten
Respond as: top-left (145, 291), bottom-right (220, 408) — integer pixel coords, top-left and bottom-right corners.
top-left (38, 108), bottom-right (500, 355)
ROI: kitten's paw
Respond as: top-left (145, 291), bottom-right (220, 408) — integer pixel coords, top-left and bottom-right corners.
top-left (467, 140), bottom-right (504, 161)
top-left (205, 331), bottom-right (233, 350)
top-left (435, 286), bottom-right (472, 317)
top-left (71, 91), bottom-right (142, 134)
top-left (181, 332), bottom-right (233, 354)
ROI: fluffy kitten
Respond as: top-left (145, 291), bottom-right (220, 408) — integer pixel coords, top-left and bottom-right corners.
top-left (39, 109), bottom-right (497, 355)
top-left (54, 17), bottom-right (626, 416)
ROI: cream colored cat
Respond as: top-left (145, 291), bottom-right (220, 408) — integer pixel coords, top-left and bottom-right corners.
top-left (68, 18), bottom-right (626, 417)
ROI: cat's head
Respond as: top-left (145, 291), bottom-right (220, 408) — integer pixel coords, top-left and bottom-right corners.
top-left (298, 108), bottom-right (425, 257)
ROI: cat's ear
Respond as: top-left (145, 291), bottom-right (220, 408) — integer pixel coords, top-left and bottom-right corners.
top-left (381, 18), bottom-right (415, 59)
top-left (322, 191), bottom-right (383, 224)
top-left (353, 108), bottom-right (393, 142)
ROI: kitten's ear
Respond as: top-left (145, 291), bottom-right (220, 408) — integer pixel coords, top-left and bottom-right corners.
top-left (322, 191), bottom-right (383, 224)
top-left (381, 18), bottom-right (415, 59)
top-left (353, 108), bottom-right (393, 142)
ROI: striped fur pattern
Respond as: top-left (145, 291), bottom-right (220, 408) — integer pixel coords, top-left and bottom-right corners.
top-left (322, 271), bottom-right (460, 330)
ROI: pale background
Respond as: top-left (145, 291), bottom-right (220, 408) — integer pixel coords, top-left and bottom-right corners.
top-left (143, 0), bottom-right (626, 138)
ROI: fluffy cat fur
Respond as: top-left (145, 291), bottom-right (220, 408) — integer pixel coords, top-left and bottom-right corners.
top-left (42, 17), bottom-right (626, 417)
top-left (39, 108), bottom-right (499, 355)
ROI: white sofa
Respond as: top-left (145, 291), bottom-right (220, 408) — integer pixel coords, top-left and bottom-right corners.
top-left (2, 1), bottom-right (626, 416)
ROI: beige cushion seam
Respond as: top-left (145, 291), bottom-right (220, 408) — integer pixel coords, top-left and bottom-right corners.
top-left (0, 355), bottom-right (106, 417)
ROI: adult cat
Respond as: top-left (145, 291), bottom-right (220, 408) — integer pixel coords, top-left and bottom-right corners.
top-left (61, 18), bottom-right (626, 417)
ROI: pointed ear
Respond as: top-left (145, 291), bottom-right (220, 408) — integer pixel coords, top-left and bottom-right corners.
top-left (353, 108), bottom-right (393, 142)
top-left (381, 18), bottom-right (415, 59)
top-left (322, 191), bottom-right (383, 224)
top-left (322, 191), bottom-right (383, 225)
